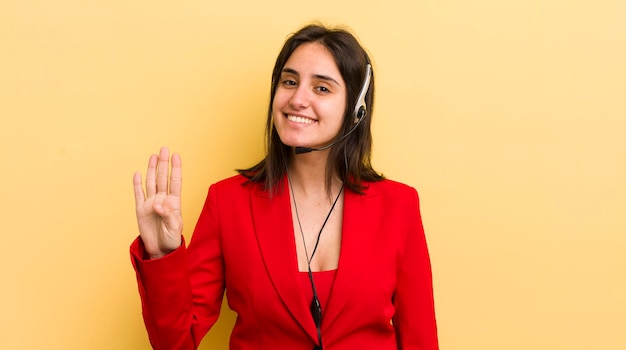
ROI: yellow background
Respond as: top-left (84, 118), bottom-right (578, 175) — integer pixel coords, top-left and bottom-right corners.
top-left (1, 1), bottom-right (624, 349)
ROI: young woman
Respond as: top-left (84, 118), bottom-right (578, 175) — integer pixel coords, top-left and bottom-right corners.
top-left (131, 24), bottom-right (438, 350)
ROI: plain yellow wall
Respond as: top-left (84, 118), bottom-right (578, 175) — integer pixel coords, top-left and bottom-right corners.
top-left (1, 1), bottom-right (624, 349)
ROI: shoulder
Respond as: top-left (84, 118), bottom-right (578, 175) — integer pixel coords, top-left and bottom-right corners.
top-left (209, 174), bottom-right (266, 197)
top-left (363, 178), bottom-right (419, 198)
top-left (212, 174), bottom-right (249, 188)
top-left (368, 178), bottom-right (417, 192)
top-left (359, 179), bottom-right (422, 210)
top-left (346, 179), bottom-right (420, 214)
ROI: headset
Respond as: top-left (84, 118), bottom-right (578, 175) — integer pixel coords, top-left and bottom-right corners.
top-left (294, 62), bottom-right (373, 154)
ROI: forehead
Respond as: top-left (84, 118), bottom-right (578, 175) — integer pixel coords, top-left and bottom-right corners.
top-left (283, 42), bottom-right (343, 81)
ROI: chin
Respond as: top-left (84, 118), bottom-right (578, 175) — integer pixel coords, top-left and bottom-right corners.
top-left (276, 134), bottom-right (306, 149)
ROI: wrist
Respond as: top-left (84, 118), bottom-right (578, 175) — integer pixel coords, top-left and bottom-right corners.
top-left (149, 252), bottom-right (167, 259)
top-left (148, 243), bottom-right (180, 260)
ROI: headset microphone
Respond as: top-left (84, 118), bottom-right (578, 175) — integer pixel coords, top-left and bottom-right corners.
top-left (295, 63), bottom-right (372, 155)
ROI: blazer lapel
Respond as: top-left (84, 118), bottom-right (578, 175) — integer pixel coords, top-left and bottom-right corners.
top-left (322, 184), bottom-right (380, 330)
top-left (249, 178), bottom-right (319, 342)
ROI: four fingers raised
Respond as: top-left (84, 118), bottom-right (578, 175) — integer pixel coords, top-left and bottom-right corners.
top-left (134, 147), bottom-right (182, 202)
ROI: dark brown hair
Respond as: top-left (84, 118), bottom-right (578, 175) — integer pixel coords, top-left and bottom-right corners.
top-left (237, 23), bottom-right (383, 194)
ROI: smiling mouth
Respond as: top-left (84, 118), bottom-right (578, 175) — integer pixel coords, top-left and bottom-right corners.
top-left (286, 114), bottom-right (316, 125)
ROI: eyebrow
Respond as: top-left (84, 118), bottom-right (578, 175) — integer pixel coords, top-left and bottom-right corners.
top-left (281, 67), bottom-right (341, 87)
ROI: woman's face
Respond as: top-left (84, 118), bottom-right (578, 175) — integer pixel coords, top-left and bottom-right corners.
top-left (272, 42), bottom-right (347, 151)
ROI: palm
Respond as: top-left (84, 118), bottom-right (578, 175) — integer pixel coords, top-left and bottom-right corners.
top-left (133, 147), bottom-right (183, 258)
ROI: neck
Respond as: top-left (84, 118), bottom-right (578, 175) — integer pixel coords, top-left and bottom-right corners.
top-left (288, 149), bottom-right (341, 198)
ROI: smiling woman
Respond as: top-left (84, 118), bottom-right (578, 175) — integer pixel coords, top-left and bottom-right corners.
top-left (272, 42), bottom-right (347, 157)
top-left (130, 24), bottom-right (438, 350)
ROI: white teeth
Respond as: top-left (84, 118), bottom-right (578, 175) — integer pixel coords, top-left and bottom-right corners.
top-left (287, 115), bottom-right (315, 124)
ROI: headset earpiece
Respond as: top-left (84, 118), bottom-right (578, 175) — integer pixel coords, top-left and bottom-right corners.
top-left (353, 64), bottom-right (372, 124)
top-left (354, 106), bottom-right (367, 124)
top-left (358, 105), bottom-right (367, 119)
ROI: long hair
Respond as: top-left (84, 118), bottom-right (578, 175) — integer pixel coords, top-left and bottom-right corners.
top-left (237, 24), bottom-right (383, 194)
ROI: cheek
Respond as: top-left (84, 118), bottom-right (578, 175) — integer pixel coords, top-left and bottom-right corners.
top-left (320, 101), bottom-right (347, 126)
top-left (271, 94), bottom-right (288, 129)
top-left (272, 89), bottom-right (289, 112)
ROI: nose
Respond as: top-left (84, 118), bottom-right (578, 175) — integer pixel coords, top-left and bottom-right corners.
top-left (288, 85), bottom-right (311, 109)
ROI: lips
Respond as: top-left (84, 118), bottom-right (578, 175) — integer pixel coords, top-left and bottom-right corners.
top-left (286, 114), bottom-right (316, 125)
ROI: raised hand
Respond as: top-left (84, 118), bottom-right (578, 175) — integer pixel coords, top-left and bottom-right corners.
top-left (133, 147), bottom-right (183, 259)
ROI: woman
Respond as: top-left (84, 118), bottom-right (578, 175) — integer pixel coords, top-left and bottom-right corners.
top-left (131, 24), bottom-right (438, 349)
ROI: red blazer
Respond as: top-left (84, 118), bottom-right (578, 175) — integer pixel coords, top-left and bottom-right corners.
top-left (131, 175), bottom-right (438, 349)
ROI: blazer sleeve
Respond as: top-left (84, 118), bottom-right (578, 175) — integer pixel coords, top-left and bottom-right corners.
top-left (130, 185), bottom-right (225, 350)
top-left (392, 187), bottom-right (439, 349)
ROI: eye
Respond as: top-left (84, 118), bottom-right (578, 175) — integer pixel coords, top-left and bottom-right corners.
top-left (315, 86), bottom-right (330, 93)
top-left (281, 79), bottom-right (297, 87)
